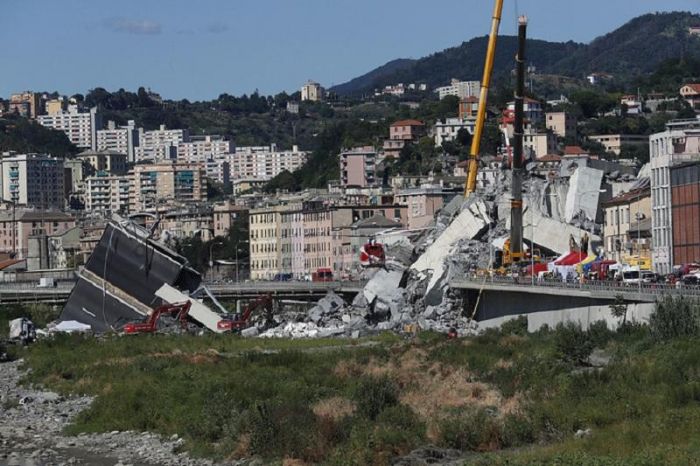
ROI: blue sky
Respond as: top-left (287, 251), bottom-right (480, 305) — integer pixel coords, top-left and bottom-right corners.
top-left (2, 0), bottom-right (698, 100)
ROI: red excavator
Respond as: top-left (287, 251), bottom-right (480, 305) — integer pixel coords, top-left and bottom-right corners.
top-left (359, 238), bottom-right (386, 268)
top-left (123, 301), bottom-right (192, 334)
top-left (217, 294), bottom-right (273, 332)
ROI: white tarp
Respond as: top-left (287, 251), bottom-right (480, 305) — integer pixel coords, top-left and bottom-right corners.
top-left (51, 320), bottom-right (91, 333)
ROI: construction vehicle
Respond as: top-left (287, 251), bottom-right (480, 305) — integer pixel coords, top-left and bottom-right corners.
top-left (217, 294), bottom-right (273, 332)
top-left (465, 0), bottom-right (504, 196)
top-left (359, 238), bottom-right (386, 268)
top-left (123, 301), bottom-right (192, 334)
top-left (312, 268), bottom-right (334, 282)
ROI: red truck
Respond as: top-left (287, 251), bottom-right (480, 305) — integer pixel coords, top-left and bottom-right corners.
top-left (312, 268), bottom-right (333, 282)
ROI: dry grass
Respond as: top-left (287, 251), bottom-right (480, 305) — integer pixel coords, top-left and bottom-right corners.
top-left (333, 345), bottom-right (517, 440)
top-left (312, 396), bottom-right (356, 420)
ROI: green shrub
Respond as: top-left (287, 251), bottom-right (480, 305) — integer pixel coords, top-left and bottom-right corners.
top-left (352, 376), bottom-right (398, 420)
top-left (650, 296), bottom-right (699, 341)
top-left (555, 321), bottom-right (593, 365)
top-left (439, 407), bottom-right (502, 451)
top-left (588, 320), bottom-right (613, 347)
top-left (500, 316), bottom-right (529, 336)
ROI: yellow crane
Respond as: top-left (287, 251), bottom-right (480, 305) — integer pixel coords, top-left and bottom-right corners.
top-left (464, 0), bottom-right (504, 196)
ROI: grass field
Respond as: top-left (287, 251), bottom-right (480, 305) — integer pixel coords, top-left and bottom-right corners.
top-left (12, 298), bottom-right (700, 465)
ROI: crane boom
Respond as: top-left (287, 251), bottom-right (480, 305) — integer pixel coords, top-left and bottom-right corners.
top-left (465, 0), bottom-right (504, 196)
top-left (509, 15), bottom-right (528, 263)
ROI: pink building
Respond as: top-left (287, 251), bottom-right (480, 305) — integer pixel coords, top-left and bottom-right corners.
top-left (389, 119), bottom-right (425, 141)
top-left (340, 146), bottom-right (376, 188)
top-left (394, 188), bottom-right (446, 230)
top-left (0, 210), bottom-right (76, 259)
top-left (384, 120), bottom-right (425, 159)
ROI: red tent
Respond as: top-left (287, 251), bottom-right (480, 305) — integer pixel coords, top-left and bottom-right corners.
top-left (554, 251), bottom-right (587, 266)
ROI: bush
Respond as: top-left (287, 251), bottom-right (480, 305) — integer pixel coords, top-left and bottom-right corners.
top-left (650, 296), bottom-right (699, 341)
top-left (588, 320), bottom-right (613, 347)
top-left (352, 376), bottom-right (398, 420)
top-left (500, 316), bottom-right (528, 336)
top-left (554, 322), bottom-right (593, 365)
top-left (439, 407), bottom-right (502, 452)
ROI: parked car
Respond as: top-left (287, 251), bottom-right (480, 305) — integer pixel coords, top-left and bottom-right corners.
top-left (311, 268), bottom-right (333, 282)
top-left (273, 273), bottom-right (293, 282)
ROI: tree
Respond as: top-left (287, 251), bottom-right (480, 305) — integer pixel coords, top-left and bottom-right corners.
top-left (609, 294), bottom-right (628, 326)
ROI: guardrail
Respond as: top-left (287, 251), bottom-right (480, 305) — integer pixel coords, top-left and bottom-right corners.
top-left (451, 274), bottom-right (700, 301)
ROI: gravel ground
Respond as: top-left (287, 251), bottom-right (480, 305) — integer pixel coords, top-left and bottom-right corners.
top-left (0, 359), bottom-right (239, 466)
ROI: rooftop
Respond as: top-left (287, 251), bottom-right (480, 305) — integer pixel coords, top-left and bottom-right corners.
top-left (390, 119), bottom-right (424, 127)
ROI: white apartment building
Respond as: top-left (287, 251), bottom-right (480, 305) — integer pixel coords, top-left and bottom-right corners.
top-left (435, 79), bottom-right (480, 100)
top-left (84, 174), bottom-right (130, 213)
top-left (205, 159), bottom-right (230, 185)
top-left (433, 117), bottom-right (476, 146)
top-left (523, 130), bottom-right (558, 159)
top-left (650, 117), bottom-right (700, 274)
top-left (301, 81), bottom-right (324, 101)
top-left (37, 107), bottom-right (100, 150)
top-left (229, 144), bottom-right (307, 181)
top-left (96, 120), bottom-right (139, 162)
top-left (176, 135), bottom-right (231, 163)
top-left (0, 153), bottom-right (64, 208)
top-left (134, 125), bottom-right (189, 162)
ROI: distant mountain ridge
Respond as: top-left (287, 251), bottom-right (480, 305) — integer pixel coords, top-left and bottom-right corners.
top-left (331, 11), bottom-right (700, 96)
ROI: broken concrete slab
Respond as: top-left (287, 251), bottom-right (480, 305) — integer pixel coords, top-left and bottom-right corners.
top-left (411, 199), bottom-right (490, 295)
top-left (565, 166), bottom-right (604, 223)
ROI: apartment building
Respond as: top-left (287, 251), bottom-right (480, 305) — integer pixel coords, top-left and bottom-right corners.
top-left (84, 173), bottom-right (130, 213)
top-left (433, 118), bottom-right (476, 146)
top-left (340, 146), bottom-right (376, 188)
top-left (394, 187), bottom-right (447, 230)
top-left (96, 120), bottom-right (140, 162)
top-left (545, 112), bottom-right (577, 139)
top-left (0, 210), bottom-right (76, 259)
top-left (523, 130), bottom-right (558, 160)
top-left (213, 200), bottom-right (248, 237)
top-left (588, 134), bottom-right (648, 156)
top-left (670, 161), bottom-right (700, 266)
top-left (435, 79), bottom-right (480, 100)
top-left (176, 135), bottom-right (231, 163)
top-left (602, 186), bottom-right (651, 264)
top-left (1, 153), bottom-right (65, 209)
top-left (63, 159), bottom-right (86, 199)
top-left (77, 149), bottom-right (128, 175)
top-left (459, 97), bottom-right (479, 119)
top-left (134, 125), bottom-right (189, 162)
top-left (249, 202), bottom-right (407, 280)
top-left (383, 120), bottom-right (425, 158)
top-left (45, 98), bottom-right (67, 115)
top-left (129, 162), bottom-right (206, 212)
top-left (507, 97), bottom-right (543, 126)
top-left (37, 107), bottom-right (100, 150)
top-left (650, 118), bottom-right (700, 274)
top-left (229, 144), bottom-right (306, 181)
top-left (301, 80), bottom-right (324, 101)
top-left (9, 92), bottom-right (42, 118)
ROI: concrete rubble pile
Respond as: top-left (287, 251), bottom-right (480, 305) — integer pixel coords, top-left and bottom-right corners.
top-left (265, 164), bottom-right (615, 338)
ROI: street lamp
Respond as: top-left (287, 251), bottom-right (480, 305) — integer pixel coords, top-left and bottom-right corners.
top-left (209, 240), bottom-right (223, 268)
top-left (235, 239), bottom-right (249, 283)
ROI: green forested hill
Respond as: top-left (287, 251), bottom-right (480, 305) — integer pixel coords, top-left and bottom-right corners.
top-left (331, 11), bottom-right (700, 96)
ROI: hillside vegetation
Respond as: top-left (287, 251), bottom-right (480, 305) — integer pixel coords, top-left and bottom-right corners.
top-left (331, 12), bottom-right (700, 96)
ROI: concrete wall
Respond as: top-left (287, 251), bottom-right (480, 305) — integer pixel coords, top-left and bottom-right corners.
top-left (467, 288), bottom-right (654, 331)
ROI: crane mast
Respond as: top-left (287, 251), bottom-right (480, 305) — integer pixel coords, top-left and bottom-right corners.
top-left (510, 16), bottom-right (528, 263)
top-left (464, 0), bottom-right (504, 195)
